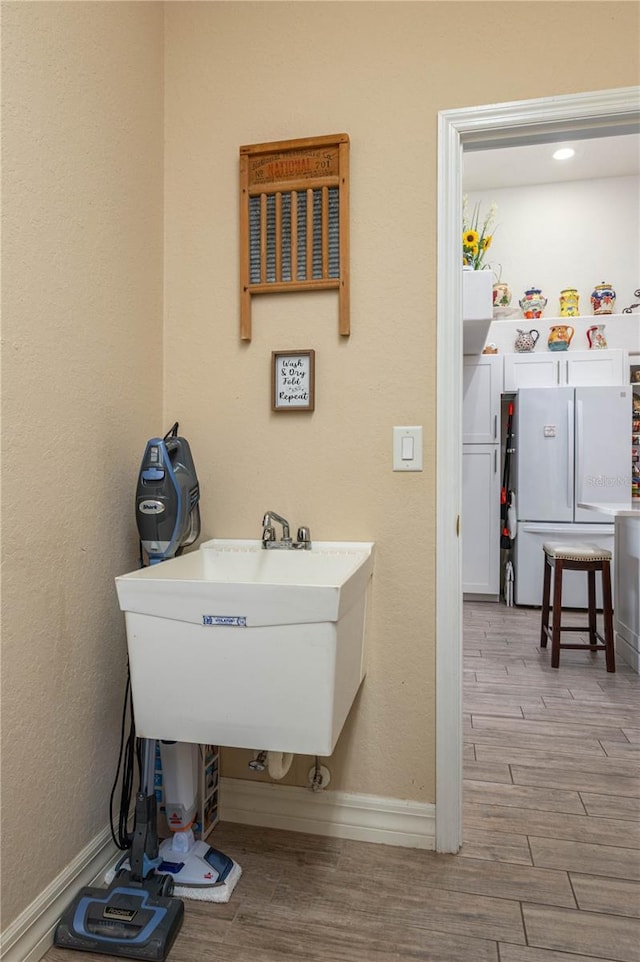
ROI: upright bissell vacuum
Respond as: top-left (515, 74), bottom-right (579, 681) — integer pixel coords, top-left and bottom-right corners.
top-left (55, 424), bottom-right (240, 960)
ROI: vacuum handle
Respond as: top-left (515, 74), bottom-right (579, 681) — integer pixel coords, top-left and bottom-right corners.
top-left (164, 437), bottom-right (180, 456)
top-left (130, 792), bottom-right (159, 883)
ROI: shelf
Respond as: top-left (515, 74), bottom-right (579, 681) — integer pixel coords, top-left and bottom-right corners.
top-left (493, 312), bottom-right (635, 324)
top-left (200, 745), bottom-right (220, 840)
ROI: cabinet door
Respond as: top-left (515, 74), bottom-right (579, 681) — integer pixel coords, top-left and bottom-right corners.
top-left (565, 349), bottom-right (628, 386)
top-left (462, 444), bottom-right (501, 596)
top-left (463, 355), bottom-right (503, 443)
top-left (504, 353), bottom-right (559, 391)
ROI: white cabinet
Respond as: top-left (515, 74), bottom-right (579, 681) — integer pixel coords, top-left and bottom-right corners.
top-left (462, 444), bottom-right (501, 596)
top-left (504, 348), bottom-right (627, 391)
top-left (503, 352), bottom-right (558, 390)
top-left (462, 348), bottom-right (629, 598)
top-left (567, 349), bottom-right (628, 385)
top-left (463, 355), bottom-right (502, 597)
top-left (463, 355), bottom-right (503, 443)
top-left (463, 269), bottom-right (493, 355)
top-left (463, 269), bottom-right (493, 320)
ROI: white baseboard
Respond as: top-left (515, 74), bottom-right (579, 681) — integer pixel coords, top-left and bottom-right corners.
top-left (616, 630), bottom-right (640, 673)
top-left (0, 825), bottom-right (118, 962)
top-left (219, 776), bottom-right (436, 849)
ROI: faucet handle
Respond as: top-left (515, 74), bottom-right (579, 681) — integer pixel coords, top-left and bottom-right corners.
top-left (262, 525), bottom-right (275, 543)
top-left (296, 526), bottom-right (311, 547)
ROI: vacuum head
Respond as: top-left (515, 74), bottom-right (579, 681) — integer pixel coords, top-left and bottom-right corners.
top-left (136, 425), bottom-right (201, 564)
top-left (159, 840), bottom-right (241, 903)
top-left (54, 872), bottom-right (184, 961)
top-left (107, 841), bottom-right (242, 905)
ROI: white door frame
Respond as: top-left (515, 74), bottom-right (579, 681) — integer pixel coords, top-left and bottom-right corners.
top-left (435, 86), bottom-right (640, 853)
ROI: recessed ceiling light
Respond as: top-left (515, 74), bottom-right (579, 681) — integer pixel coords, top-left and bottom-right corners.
top-left (553, 147), bottom-right (575, 161)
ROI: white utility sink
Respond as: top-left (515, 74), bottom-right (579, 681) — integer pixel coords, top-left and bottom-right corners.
top-left (115, 539), bottom-right (374, 756)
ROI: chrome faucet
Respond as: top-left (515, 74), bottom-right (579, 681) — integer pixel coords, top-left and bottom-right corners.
top-left (262, 511), bottom-right (291, 546)
top-left (261, 511), bottom-right (311, 550)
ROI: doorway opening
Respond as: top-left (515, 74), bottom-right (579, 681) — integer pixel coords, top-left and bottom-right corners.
top-left (435, 87), bottom-right (640, 853)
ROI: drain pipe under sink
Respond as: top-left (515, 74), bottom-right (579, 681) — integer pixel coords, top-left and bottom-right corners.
top-left (266, 751), bottom-right (293, 779)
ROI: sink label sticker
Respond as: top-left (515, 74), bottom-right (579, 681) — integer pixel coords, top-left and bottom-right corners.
top-left (202, 615), bottom-right (247, 627)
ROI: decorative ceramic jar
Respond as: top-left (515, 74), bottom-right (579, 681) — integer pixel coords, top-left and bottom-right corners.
top-left (492, 282), bottom-right (512, 308)
top-left (519, 287), bottom-right (547, 319)
top-left (591, 282), bottom-right (616, 315)
top-left (587, 324), bottom-right (608, 350)
top-left (559, 288), bottom-right (580, 317)
top-left (548, 324), bottom-right (574, 352)
top-left (514, 328), bottom-right (540, 353)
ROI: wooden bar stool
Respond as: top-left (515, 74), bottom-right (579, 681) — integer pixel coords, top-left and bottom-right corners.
top-left (540, 542), bottom-right (615, 672)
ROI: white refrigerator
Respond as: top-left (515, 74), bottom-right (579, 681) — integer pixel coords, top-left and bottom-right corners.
top-left (513, 385), bottom-right (631, 608)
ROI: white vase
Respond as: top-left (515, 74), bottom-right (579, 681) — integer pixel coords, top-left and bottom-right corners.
top-left (463, 268), bottom-right (493, 321)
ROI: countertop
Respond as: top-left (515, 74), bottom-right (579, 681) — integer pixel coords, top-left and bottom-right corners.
top-left (577, 501), bottom-right (640, 518)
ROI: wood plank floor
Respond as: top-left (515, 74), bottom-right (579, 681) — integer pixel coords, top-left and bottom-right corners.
top-left (48, 602), bottom-right (640, 962)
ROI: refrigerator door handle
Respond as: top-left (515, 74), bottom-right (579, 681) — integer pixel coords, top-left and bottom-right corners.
top-left (519, 522), bottom-right (615, 536)
top-left (567, 399), bottom-right (574, 510)
top-left (494, 448), bottom-right (497, 473)
top-left (575, 399), bottom-right (584, 504)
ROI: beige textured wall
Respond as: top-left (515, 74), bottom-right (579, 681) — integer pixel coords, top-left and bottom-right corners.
top-left (1, 0), bottom-right (638, 937)
top-left (163, 1), bottom-right (639, 796)
top-left (1, 1), bottom-right (164, 927)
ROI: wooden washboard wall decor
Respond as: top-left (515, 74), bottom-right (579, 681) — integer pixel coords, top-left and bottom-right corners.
top-left (239, 134), bottom-right (350, 341)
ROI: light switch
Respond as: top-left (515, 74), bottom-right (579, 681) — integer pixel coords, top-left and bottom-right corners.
top-left (393, 426), bottom-right (423, 471)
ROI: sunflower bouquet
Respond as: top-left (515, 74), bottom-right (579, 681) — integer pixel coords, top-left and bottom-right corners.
top-left (462, 197), bottom-right (497, 270)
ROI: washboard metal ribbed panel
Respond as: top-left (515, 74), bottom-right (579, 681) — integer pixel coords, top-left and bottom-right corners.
top-left (239, 134), bottom-right (350, 341)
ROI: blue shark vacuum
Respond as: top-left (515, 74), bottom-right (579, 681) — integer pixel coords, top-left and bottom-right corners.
top-left (54, 424), bottom-right (239, 960)
top-left (135, 424), bottom-right (201, 566)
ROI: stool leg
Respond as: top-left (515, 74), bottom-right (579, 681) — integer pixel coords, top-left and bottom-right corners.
top-left (540, 555), bottom-right (552, 649)
top-left (601, 560), bottom-right (615, 673)
top-left (587, 569), bottom-right (598, 653)
top-left (551, 559), bottom-right (563, 669)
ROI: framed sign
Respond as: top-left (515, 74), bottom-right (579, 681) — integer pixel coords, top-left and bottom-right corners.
top-left (272, 350), bottom-right (315, 412)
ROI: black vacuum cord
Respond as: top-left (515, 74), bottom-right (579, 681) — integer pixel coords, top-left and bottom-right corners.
top-left (109, 667), bottom-right (140, 850)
